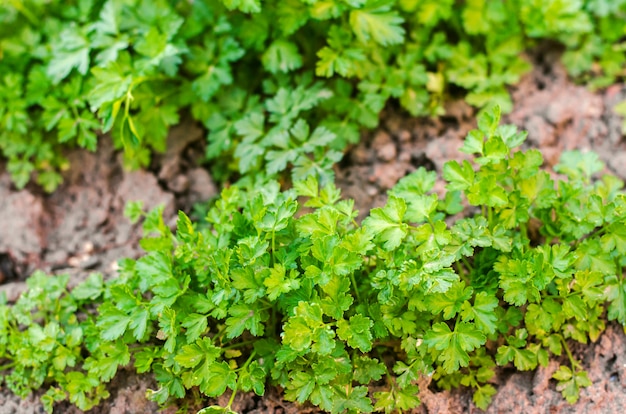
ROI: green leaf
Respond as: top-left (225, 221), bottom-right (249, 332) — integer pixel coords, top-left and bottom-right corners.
top-left (496, 344), bottom-right (537, 371)
top-left (221, 0), bottom-right (262, 13)
top-left (443, 160), bottom-right (474, 191)
top-left (202, 361), bottom-right (237, 397)
top-left (363, 196), bottom-right (408, 250)
top-left (374, 385), bottom-right (421, 413)
top-left (239, 361), bottom-right (266, 395)
top-left (478, 135), bottom-right (509, 165)
top-left (97, 303), bottom-right (131, 341)
top-left (553, 366), bottom-right (592, 404)
top-left (225, 303), bottom-right (267, 338)
top-left (460, 130), bottom-right (484, 155)
top-left (47, 27), bottom-right (90, 83)
top-left (606, 273), bottom-right (626, 324)
top-left (320, 276), bottom-right (354, 319)
top-left (555, 151), bottom-right (604, 180)
top-left (283, 302), bottom-right (330, 353)
top-left (468, 175), bottom-right (508, 207)
top-left (71, 273), bottom-right (104, 301)
top-left (262, 40), bottom-right (303, 74)
top-left (174, 337), bottom-right (221, 369)
top-left (601, 223), bottom-right (626, 255)
top-left (473, 385), bottom-right (497, 410)
top-left (353, 356), bottom-right (386, 384)
top-left (88, 64), bottom-right (131, 112)
top-left (477, 105), bottom-right (501, 137)
top-left (337, 315), bottom-right (374, 352)
top-left (264, 264), bottom-right (301, 301)
top-left (404, 193), bottom-right (438, 223)
top-left (426, 282), bottom-right (473, 320)
top-left (135, 251), bottom-right (173, 292)
top-left (460, 292), bottom-right (499, 334)
top-left (350, 1), bottom-right (405, 46)
top-left (495, 330), bottom-right (537, 370)
top-left (390, 167), bottom-right (437, 197)
top-left (333, 385), bottom-right (373, 413)
top-left (424, 322), bottom-right (486, 373)
top-left (181, 313), bottom-right (209, 342)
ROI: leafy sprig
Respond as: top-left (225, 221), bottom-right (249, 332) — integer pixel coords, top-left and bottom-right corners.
top-left (2, 0), bottom-right (626, 189)
top-left (2, 106), bottom-right (626, 412)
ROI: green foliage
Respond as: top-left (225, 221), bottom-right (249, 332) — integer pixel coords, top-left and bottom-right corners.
top-left (3, 107), bottom-right (626, 412)
top-left (2, 0), bottom-right (626, 190)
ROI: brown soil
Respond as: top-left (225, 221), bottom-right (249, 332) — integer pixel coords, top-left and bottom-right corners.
top-left (1, 47), bottom-right (626, 413)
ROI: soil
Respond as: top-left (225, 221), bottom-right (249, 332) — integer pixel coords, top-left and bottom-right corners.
top-left (1, 46), bottom-right (626, 413)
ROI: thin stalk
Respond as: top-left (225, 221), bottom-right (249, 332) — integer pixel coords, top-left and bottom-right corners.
top-left (271, 231), bottom-right (276, 267)
top-left (270, 306), bottom-right (277, 337)
top-left (222, 340), bottom-right (257, 351)
top-left (376, 348), bottom-right (394, 386)
top-left (572, 224), bottom-right (608, 248)
top-left (461, 256), bottom-right (474, 273)
top-left (129, 345), bottom-right (153, 353)
top-left (227, 351), bottom-right (257, 409)
top-left (560, 336), bottom-right (580, 370)
top-left (0, 362), bottom-right (16, 371)
top-left (455, 261), bottom-right (467, 279)
top-left (9, 0), bottom-right (39, 26)
top-left (350, 272), bottom-right (362, 303)
top-left (519, 221), bottom-right (528, 242)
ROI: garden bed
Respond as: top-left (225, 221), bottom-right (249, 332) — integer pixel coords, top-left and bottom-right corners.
top-left (2, 45), bottom-right (626, 414)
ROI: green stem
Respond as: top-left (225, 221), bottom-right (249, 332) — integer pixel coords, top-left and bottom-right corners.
top-left (520, 221), bottom-right (528, 243)
top-left (455, 261), bottom-right (467, 279)
top-left (461, 256), bottom-right (474, 273)
top-left (124, 89), bottom-right (133, 117)
top-left (227, 351), bottom-right (257, 409)
top-left (350, 272), bottom-right (362, 303)
top-left (572, 225), bottom-right (608, 248)
top-left (222, 340), bottom-right (257, 351)
top-left (9, 0), bottom-right (39, 26)
top-left (0, 362), bottom-right (16, 371)
top-left (271, 230), bottom-right (276, 267)
top-left (560, 336), bottom-right (580, 370)
top-left (129, 345), bottom-right (153, 353)
top-left (270, 306), bottom-right (277, 338)
top-left (376, 348), bottom-right (394, 386)
top-left (70, 105), bottom-right (80, 122)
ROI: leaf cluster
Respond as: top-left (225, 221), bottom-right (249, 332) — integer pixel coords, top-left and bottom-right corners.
top-left (2, 107), bottom-right (626, 412)
top-left (2, 0), bottom-right (626, 189)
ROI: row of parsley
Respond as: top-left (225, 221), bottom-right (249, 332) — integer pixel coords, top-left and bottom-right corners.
top-left (1, 0), bottom-right (625, 191)
top-left (2, 108), bottom-right (626, 412)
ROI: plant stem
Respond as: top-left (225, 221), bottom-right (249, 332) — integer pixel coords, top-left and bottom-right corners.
top-left (376, 348), bottom-right (393, 386)
top-left (455, 261), bottom-right (466, 278)
top-left (560, 335), bottom-right (580, 370)
top-left (9, 0), bottom-right (39, 26)
top-left (520, 221), bottom-right (528, 243)
top-left (350, 272), bottom-right (362, 303)
top-left (0, 362), bottom-right (16, 371)
top-left (222, 340), bottom-right (257, 351)
top-left (227, 351), bottom-right (257, 409)
top-left (271, 230), bottom-right (276, 267)
top-left (461, 256), bottom-right (474, 273)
